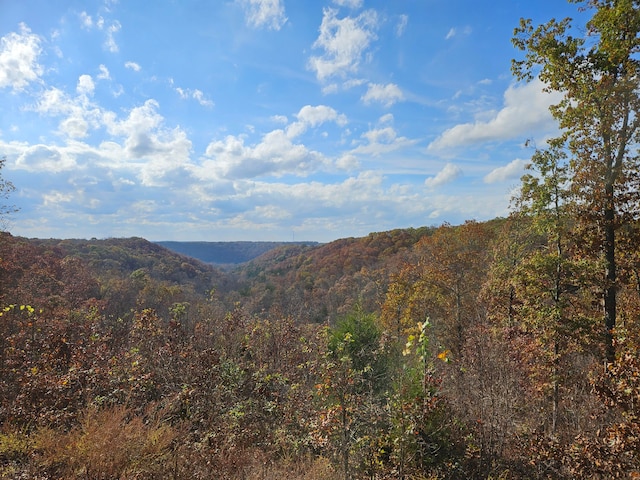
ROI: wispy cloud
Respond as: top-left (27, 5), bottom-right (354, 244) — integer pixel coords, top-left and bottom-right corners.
top-left (332, 0), bottom-right (364, 8)
top-left (237, 0), bottom-right (287, 30)
top-left (104, 21), bottom-right (121, 52)
top-left (445, 25), bottom-right (471, 40)
top-left (124, 61), bottom-right (141, 71)
top-left (175, 87), bottom-right (214, 107)
top-left (78, 11), bottom-right (120, 52)
top-left (396, 14), bottom-right (408, 37)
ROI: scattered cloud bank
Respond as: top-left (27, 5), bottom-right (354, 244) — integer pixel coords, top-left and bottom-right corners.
top-left (0, 3), bottom-right (566, 241)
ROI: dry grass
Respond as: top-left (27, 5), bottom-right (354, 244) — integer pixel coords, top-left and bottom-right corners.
top-left (33, 404), bottom-right (181, 479)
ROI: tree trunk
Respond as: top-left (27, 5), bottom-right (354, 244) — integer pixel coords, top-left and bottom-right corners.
top-left (603, 182), bottom-right (616, 363)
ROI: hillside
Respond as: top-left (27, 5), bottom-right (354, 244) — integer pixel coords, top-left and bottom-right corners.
top-left (1, 220), bottom-right (639, 479)
top-left (231, 226), bottom-right (434, 322)
top-left (155, 240), bottom-right (319, 266)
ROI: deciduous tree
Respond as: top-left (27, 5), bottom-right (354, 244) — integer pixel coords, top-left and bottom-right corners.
top-left (512, 0), bottom-right (640, 361)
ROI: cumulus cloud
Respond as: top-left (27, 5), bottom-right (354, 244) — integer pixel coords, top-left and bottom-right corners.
top-left (237, 0), bottom-right (287, 30)
top-left (362, 83), bottom-right (404, 107)
top-left (286, 104), bottom-right (347, 138)
top-left (428, 78), bottom-right (563, 151)
top-left (336, 153), bottom-right (359, 170)
top-left (0, 23), bottom-right (43, 91)
top-left (308, 8), bottom-right (379, 82)
top-left (34, 86), bottom-right (102, 138)
top-left (484, 158), bottom-right (529, 184)
top-left (23, 93), bottom-right (192, 185)
top-left (15, 144), bottom-right (78, 172)
top-left (77, 74), bottom-right (95, 96)
top-left (425, 163), bottom-right (462, 188)
top-left (351, 126), bottom-right (417, 156)
top-left (101, 99), bottom-right (193, 185)
top-left (198, 128), bottom-right (329, 180)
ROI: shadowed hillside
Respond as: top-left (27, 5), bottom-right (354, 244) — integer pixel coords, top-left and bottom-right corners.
top-left (155, 240), bottom-right (319, 266)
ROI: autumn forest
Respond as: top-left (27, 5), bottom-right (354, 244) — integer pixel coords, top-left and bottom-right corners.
top-left (2, 1), bottom-right (640, 478)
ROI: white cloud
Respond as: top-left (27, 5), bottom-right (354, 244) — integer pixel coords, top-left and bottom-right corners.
top-left (101, 100), bottom-right (193, 185)
top-left (192, 89), bottom-right (214, 107)
top-left (125, 61), bottom-right (141, 71)
top-left (308, 8), bottom-right (379, 82)
top-left (379, 113), bottom-right (394, 124)
top-left (428, 79), bottom-right (563, 151)
top-left (351, 126), bottom-right (417, 156)
top-left (484, 158), bottom-right (528, 184)
top-left (445, 25), bottom-right (472, 40)
top-left (175, 87), bottom-right (214, 107)
top-left (23, 93), bottom-right (192, 183)
top-left (76, 74), bottom-right (95, 96)
top-left (198, 128), bottom-right (329, 180)
top-left (105, 21), bottom-right (121, 52)
top-left (425, 163), bottom-right (462, 188)
top-left (78, 11), bottom-right (118, 52)
top-left (332, 0), bottom-right (364, 8)
top-left (15, 144), bottom-right (78, 172)
top-left (0, 23), bottom-right (43, 91)
top-left (286, 104), bottom-right (347, 138)
top-left (270, 115), bottom-right (288, 124)
top-left (33, 86), bottom-right (102, 138)
top-left (237, 0), bottom-right (287, 30)
top-left (43, 190), bottom-right (74, 207)
top-left (79, 12), bottom-right (94, 29)
top-left (97, 64), bottom-right (111, 80)
top-left (362, 83), bottom-right (404, 107)
top-left (336, 153), bottom-right (359, 170)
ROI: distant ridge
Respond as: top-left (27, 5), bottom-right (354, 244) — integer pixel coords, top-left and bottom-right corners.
top-left (155, 241), bottom-right (319, 265)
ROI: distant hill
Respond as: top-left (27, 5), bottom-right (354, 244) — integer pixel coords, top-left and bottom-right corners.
top-left (155, 241), bottom-right (319, 265)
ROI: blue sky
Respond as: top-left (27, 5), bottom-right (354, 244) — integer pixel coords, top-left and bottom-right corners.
top-left (0, 0), bottom-right (581, 241)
